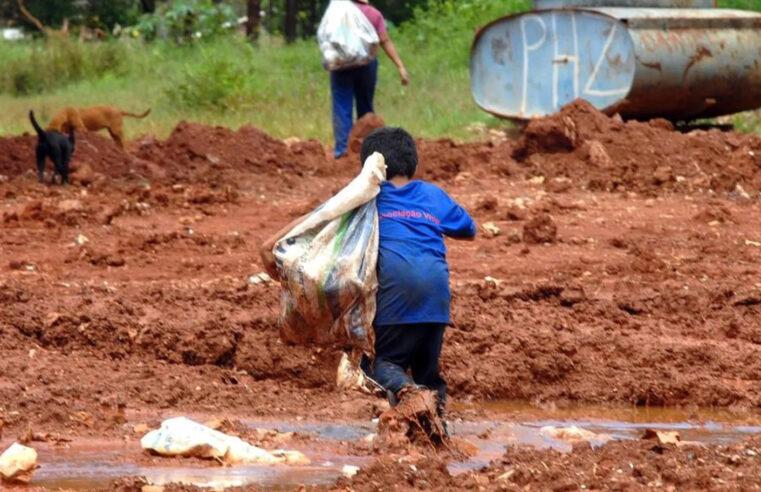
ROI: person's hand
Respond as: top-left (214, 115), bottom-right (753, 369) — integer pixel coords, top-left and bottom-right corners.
top-left (399, 67), bottom-right (409, 86)
top-left (260, 245), bottom-right (280, 282)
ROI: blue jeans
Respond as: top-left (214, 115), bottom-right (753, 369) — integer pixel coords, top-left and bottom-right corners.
top-left (330, 59), bottom-right (378, 158)
top-left (371, 323), bottom-right (447, 406)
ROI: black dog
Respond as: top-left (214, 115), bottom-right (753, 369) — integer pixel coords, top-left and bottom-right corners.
top-left (29, 110), bottom-right (75, 185)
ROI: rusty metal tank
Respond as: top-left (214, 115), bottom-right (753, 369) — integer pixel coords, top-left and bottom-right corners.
top-left (470, 2), bottom-right (761, 120)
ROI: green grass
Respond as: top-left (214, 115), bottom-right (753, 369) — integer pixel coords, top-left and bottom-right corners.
top-left (1, 0), bottom-right (760, 142)
top-left (0, 0), bottom-right (528, 143)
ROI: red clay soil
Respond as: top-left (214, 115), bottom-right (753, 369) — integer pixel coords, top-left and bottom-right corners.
top-left (514, 99), bottom-right (761, 194)
top-left (2, 103), bottom-right (761, 475)
top-left (324, 434), bottom-right (761, 491)
top-left (68, 434), bottom-right (760, 491)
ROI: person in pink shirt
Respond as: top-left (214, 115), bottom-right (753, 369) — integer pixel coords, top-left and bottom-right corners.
top-left (330, 0), bottom-right (408, 159)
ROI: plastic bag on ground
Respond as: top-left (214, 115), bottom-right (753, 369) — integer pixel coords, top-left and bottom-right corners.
top-left (337, 350), bottom-right (377, 393)
top-left (0, 442), bottom-right (38, 484)
top-left (274, 152), bottom-right (386, 354)
top-left (140, 417), bottom-right (309, 466)
top-left (317, 0), bottom-right (379, 71)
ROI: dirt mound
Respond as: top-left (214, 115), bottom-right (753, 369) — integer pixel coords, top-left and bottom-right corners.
top-left (348, 112), bottom-right (385, 154)
top-left (514, 99), bottom-right (761, 193)
top-left (133, 122), bottom-right (332, 183)
top-left (0, 132), bottom-right (143, 181)
top-left (416, 138), bottom-right (515, 182)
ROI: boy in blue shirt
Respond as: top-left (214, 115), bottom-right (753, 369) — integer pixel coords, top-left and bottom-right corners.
top-left (261, 127), bottom-right (476, 433)
top-left (361, 128), bottom-right (476, 430)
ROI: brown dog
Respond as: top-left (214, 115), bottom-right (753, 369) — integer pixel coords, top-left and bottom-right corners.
top-left (46, 106), bottom-right (151, 148)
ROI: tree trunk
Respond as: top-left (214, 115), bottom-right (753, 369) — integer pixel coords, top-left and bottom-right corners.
top-left (284, 0), bottom-right (298, 43)
top-left (306, 0), bottom-right (318, 37)
top-left (139, 0), bottom-right (156, 13)
top-left (246, 0), bottom-right (262, 39)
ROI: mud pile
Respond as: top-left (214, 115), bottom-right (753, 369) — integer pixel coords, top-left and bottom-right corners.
top-left (1, 113), bottom-right (761, 449)
top-left (0, 132), bottom-right (146, 180)
top-left (329, 433), bottom-right (761, 491)
top-left (514, 99), bottom-right (761, 194)
top-left (132, 122), bottom-right (335, 182)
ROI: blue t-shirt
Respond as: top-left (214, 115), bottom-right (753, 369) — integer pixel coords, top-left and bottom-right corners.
top-left (374, 180), bottom-right (476, 326)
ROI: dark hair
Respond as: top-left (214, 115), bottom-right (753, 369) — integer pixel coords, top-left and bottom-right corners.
top-left (360, 127), bottom-right (418, 179)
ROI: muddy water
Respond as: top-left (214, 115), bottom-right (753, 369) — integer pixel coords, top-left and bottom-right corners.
top-left (32, 441), bottom-right (366, 491)
top-left (31, 404), bottom-right (761, 490)
top-left (448, 401), bottom-right (761, 473)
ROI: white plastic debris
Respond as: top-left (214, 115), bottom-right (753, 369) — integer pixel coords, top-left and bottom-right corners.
top-left (342, 464), bottom-right (360, 478)
top-left (75, 234), bottom-right (89, 246)
top-left (248, 272), bottom-right (272, 285)
top-left (140, 417), bottom-right (309, 466)
top-left (482, 222), bottom-right (500, 238)
top-left (336, 351), bottom-right (373, 393)
top-left (540, 425), bottom-right (611, 444)
top-left (0, 443), bottom-right (38, 484)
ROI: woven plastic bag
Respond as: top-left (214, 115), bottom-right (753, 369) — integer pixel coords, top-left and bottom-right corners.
top-left (317, 0), bottom-right (379, 71)
top-left (274, 153), bottom-right (386, 353)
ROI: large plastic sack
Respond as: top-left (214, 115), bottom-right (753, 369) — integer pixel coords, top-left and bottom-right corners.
top-left (140, 417), bottom-right (309, 466)
top-left (317, 0), bottom-right (379, 71)
top-left (274, 153), bottom-right (386, 353)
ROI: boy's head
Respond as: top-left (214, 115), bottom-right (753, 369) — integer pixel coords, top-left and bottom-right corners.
top-left (361, 127), bottom-right (418, 180)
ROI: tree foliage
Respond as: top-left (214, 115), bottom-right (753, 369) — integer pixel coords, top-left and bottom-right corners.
top-left (0, 0), bottom-right (140, 30)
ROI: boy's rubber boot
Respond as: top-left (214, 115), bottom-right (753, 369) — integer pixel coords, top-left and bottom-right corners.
top-left (391, 384), bottom-right (427, 407)
top-left (387, 389), bottom-right (399, 408)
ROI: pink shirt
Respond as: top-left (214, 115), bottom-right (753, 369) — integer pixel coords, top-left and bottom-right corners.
top-left (355, 3), bottom-right (387, 36)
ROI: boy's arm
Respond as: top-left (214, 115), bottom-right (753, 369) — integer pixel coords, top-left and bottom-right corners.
top-left (259, 213), bottom-right (310, 281)
top-left (440, 196), bottom-right (477, 241)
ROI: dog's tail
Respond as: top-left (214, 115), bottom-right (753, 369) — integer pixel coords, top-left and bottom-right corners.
top-left (120, 108), bottom-right (151, 119)
top-left (29, 110), bottom-right (47, 142)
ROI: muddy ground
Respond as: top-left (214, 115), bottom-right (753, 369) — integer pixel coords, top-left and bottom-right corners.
top-left (2, 100), bottom-right (761, 490)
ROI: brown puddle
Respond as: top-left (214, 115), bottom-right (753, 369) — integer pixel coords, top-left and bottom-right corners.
top-left (448, 400), bottom-right (761, 473)
top-left (31, 440), bottom-right (366, 491)
top-left (28, 405), bottom-right (761, 489)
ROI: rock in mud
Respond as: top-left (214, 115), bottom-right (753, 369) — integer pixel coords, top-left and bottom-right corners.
top-left (0, 442), bottom-right (38, 484)
top-left (694, 203), bottom-right (735, 224)
top-left (522, 214), bottom-right (558, 244)
top-left (70, 162), bottom-right (95, 185)
top-left (505, 204), bottom-right (527, 221)
top-left (513, 114), bottom-right (578, 159)
top-left (342, 464), bottom-right (360, 478)
top-left (481, 222), bottom-right (500, 238)
top-left (585, 140), bottom-right (613, 169)
top-left (476, 194), bottom-right (498, 212)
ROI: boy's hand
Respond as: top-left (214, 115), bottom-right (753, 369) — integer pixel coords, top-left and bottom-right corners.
top-left (259, 244), bottom-right (280, 282)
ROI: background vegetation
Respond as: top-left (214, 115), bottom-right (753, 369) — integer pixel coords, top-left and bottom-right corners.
top-left (0, 0), bottom-right (759, 143)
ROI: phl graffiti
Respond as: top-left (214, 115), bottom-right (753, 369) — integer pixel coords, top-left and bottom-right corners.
top-left (472, 10), bottom-right (636, 118)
